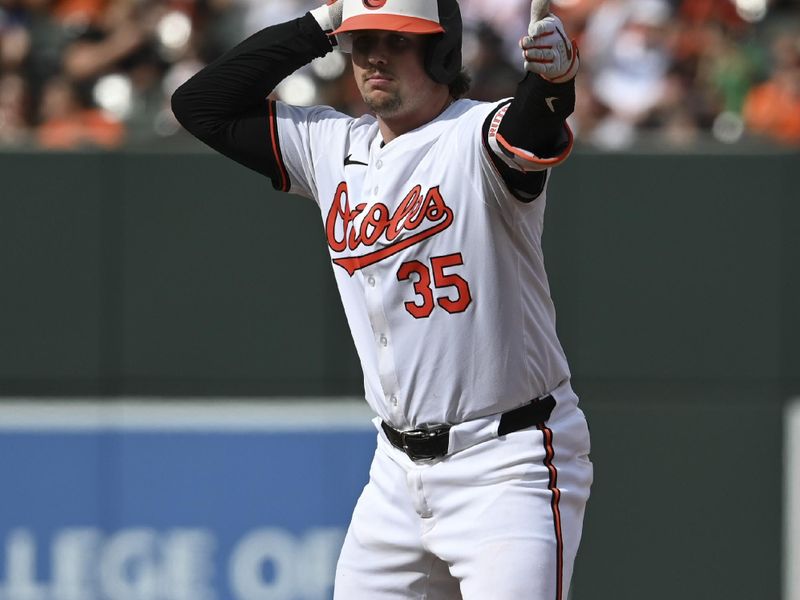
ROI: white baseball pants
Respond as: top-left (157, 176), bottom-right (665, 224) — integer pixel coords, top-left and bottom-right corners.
top-left (333, 390), bottom-right (593, 600)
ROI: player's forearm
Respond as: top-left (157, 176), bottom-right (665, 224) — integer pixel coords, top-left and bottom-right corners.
top-left (498, 73), bottom-right (575, 159)
top-left (171, 14), bottom-right (331, 142)
top-left (500, 5), bottom-right (578, 160)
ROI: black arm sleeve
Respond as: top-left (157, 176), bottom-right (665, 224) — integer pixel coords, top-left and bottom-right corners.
top-left (500, 73), bottom-right (575, 156)
top-left (482, 73), bottom-right (576, 202)
top-left (171, 14), bottom-right (332, 187)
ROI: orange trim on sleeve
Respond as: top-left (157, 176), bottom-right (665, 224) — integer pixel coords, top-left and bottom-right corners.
top-left (495, 123), bottom-right (574, 167)
top-left (267, 100), bottom-right (290, 192)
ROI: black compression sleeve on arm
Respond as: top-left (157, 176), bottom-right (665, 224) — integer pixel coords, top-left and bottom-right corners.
top-left (171, 14), bottom-right (332, 183)
top-left (481, 73), bottom-right (575, 203)
top-left (498, 73), bottom-right (575, 158)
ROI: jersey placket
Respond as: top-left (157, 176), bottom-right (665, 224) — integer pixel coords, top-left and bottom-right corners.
top-left (359, 142), bottom-right (405, 427)
top-left (362, 268), bottom-right (403, 426)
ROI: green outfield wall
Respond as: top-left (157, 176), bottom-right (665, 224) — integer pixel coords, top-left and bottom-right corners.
top-left (1, 149), bottom-right (798, 599)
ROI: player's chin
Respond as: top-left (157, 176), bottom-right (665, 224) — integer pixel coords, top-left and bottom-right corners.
top-left (363, 91), bottom-right (402, 116)
top-left (363, 82), bottom-right (395, 100)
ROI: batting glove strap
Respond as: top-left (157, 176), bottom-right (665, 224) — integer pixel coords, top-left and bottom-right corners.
top-left (521, 14), bottom-right (580, 83)
top-left (310, 0), bottom-right (346, 50)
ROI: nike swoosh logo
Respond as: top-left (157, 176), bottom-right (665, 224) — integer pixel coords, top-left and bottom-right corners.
top-left (545, 97), bottom-right (558, 112)
top-left (344, 154), bottom-right (368, 167)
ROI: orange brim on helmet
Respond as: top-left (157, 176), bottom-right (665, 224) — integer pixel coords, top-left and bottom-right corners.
top-left (332, 0), bottom-right (446, 36)
top-left (333, 14), bottom-right (444, 35)
top-left (332, 0), bottom-right (462, 85)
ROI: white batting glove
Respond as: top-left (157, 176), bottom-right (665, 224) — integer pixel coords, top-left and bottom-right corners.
top-left (310, 0), bottom-right (349, 51)
top-left (521, 13), bottom-right (579, 84)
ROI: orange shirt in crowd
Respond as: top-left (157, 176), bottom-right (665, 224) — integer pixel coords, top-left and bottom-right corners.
top-left (743, 71), bottom-right (800, 145)
top-left (37, 109), bottom-right (125, 149)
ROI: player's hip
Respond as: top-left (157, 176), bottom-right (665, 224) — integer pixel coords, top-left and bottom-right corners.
top-left (374, 379), bottom-right (591, 472)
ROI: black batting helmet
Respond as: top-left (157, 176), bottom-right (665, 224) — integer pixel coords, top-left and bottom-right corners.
top-left (332, 0), bottom-right (463, 85)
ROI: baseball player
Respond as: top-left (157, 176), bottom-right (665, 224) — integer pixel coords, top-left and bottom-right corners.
top-left (172, 0), bottom-right (592, 597)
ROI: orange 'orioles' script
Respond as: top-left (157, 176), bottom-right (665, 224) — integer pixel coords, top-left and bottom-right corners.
top-left (326, 182), bottom-right (454, 276)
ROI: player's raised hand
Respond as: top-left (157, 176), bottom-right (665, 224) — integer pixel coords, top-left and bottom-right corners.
top-left (521, 9), bottom-right (579, 84)
top-left (310, 0), bottom-right (348, 51)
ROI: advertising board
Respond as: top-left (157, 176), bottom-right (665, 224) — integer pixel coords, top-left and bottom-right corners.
top-left (0, 401), bottom-right (375, 600)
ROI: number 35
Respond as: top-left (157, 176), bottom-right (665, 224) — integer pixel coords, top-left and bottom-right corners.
top-left (396, 253), bottom-right (472, 319)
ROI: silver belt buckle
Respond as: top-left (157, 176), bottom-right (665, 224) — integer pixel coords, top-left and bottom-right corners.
top-left (400, 424), bottom-right (450, 460)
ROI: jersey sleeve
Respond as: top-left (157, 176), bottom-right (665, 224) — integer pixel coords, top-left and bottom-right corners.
top-left (484, 100), bottom-right (574, 174)
top-left (443, 101), bottom-right (543, 206)
top-left (473, 73), bottom-right (576, 203)
top-left (171, 14), bottom-right (338, 192)
top-left (268, 101), bottom-right (354, 201)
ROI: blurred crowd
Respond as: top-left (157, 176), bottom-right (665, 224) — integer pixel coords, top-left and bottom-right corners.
top-left (0, 0), bottom-right (798, 150)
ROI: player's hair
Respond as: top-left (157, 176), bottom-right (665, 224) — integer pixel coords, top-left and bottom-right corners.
top-left (448, 68), bottom-right (471, 99)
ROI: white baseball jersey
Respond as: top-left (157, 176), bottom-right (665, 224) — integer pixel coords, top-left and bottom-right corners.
top-left (269, 97), bottom-right (571, 429)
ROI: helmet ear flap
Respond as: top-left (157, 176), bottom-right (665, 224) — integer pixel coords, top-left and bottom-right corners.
top-left (425, 31), bottom-right (462, 84)
top-left (424, 0), bottom-right (463, 85)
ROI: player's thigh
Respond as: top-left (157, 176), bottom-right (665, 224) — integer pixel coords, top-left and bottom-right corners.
top-left (335, 544), bottom-right (460, 600)
top-left (334, 443), bottom-right (462, 600)
top-left (453, 478), bottom-right (589, 600)
top-left (435, 410), bottom-right (592, 600)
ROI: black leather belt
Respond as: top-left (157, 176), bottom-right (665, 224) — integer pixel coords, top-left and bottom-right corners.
top-left (381, 395), bottom-right (556, 461)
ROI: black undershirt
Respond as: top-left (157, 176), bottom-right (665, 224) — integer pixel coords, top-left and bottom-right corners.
top-left (172, 14), bottom-right (575, 201)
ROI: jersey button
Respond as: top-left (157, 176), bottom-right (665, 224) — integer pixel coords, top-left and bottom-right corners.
top-left (379, 335), bottom-right (388, 347)
top-left (390, 395), bottom-right (398, 406)
top-left (367, 276), bottom-right (376, 287)
top-left (373, 186), bottom-right (379, 196)
top-left (376, 160), bottom-right (383, 169)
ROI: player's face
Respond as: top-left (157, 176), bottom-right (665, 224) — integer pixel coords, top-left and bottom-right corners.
top-left (350, 30), bottom-right (439, 119)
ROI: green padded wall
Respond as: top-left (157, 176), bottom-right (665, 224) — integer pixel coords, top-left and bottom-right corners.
top-left (1, 149), bottom-right (797, 600)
